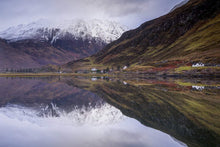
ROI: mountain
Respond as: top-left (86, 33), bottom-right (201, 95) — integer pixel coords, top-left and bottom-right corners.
top-left (0, 19), bottom-right (127, 44)
top-left (0, 19), bottom-right (127, 68)
top-left (65, 0), bottom-right (220, 75)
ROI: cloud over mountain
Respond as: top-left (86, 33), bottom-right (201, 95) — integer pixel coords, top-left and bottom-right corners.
top-left (0, 0), bottom-right (183, 30)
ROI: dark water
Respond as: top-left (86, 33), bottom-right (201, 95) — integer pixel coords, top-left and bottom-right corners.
top-left (0, 76), bottom-right (219, 147)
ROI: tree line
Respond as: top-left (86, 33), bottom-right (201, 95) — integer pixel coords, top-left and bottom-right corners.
top-left (1, 68), bottom-right (38, 73)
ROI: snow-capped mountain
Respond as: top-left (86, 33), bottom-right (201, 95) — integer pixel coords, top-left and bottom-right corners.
top-left (170, 0), bottom-right (189, 12)
top-left (0, 19), bottom-right (128, 68)
top-left (0, 19), bottom-right (128, 44)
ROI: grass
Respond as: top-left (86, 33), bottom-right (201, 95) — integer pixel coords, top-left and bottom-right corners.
top-left (66, 57), bottom-right (109, 72)
top-left (162, 14), bottom-right (220, 64)
top-left (175, 80), bottom-right (220, 87)
top-left (175, 66), bottom-right (220, 73)
top-left (2, 64), bottom-right (219, 78)
top-left (125, 65), bottom-right (154, 72)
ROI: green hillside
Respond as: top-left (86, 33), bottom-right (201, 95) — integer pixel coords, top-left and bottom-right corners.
top-left (65, 0), bottom-right (220, 75)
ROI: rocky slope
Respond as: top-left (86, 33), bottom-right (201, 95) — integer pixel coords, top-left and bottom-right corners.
top-left (65, 0), bottom-right (220, 75)
top-left (0, 19), bottom-right (127, 68)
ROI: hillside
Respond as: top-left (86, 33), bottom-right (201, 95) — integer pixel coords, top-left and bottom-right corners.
top-left (65, 0), bottom-right (220, 75)
top-left (0, 38), bottom-right (81, 68)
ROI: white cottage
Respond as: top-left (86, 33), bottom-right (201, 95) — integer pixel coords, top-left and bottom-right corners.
top-left (91, 68), bottom-right (97, 72)
top-left (123, 66), bottom-right (127, 70)
top-left (192, 63), bottom-right (205, 67)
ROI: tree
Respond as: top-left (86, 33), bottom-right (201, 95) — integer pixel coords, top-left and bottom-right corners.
top-left (106, 67), bottom-right (109, 73)
top-left (10, 68), bottom-right (14, 73)
top-left (117, 66), bottom-right (121, 71)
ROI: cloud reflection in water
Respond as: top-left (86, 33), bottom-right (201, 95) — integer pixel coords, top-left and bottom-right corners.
top-left (0, 103), bottom-right (186, 147)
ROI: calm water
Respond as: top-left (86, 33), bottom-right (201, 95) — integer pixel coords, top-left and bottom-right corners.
top-left (0, 76), bottom-right (219, 147)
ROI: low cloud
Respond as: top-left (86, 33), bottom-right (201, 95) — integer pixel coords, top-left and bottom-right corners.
top-left (89, 0), bottom-right (150, 17)
top-left (0, 0), bottom-right (183, 30)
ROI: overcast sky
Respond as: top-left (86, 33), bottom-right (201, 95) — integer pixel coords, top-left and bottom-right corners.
top-left (0, 0), bottom-right (183, 31)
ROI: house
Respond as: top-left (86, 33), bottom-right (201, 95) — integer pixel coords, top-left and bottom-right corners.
top-left (123, 66), bottom-right (127, 70)
top-left (91, 77), bottom-right (97, 81)
top-left (192, 63), bottom-right (205, 67)
top-left (91, 68), bottom-right (97, 72)
top-left (192, 86), bottom-right (205, 90)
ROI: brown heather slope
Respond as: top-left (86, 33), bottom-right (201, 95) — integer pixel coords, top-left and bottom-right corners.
top-left (0, 38), bottom-right (105, 69)
top-left (0, 39), bottom-right (77, 68)
top-left (65, 0), bottom-right (220, 73)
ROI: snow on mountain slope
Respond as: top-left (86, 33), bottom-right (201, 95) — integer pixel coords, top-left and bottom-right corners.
top-left (0, 19), bottom-right (128, 44)
top-left (170, 0), bottom-right (189, 12)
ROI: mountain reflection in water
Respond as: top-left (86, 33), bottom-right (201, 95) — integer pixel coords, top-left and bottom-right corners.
top-left (0, 76), bottom-right (219, 147)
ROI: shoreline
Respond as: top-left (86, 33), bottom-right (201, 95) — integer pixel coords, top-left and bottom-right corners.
top-left (0, 73), bottom-right (110, 77)
top-left (0, 72), bottom-right (219, 79)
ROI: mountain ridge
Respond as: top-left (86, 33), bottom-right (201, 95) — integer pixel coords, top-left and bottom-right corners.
top-left (0, 19), bottom-right (128, 44)
top-left (170, 0), bottom-right (189, 12)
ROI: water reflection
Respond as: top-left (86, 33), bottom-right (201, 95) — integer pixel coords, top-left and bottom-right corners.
top-left (0, 76), bottom-right (219, 147)
top-left (0, 104), bottom-right (185, 147)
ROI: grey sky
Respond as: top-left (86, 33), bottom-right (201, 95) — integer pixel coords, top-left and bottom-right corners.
top-left (0, 0), bottom-right (183, 30)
